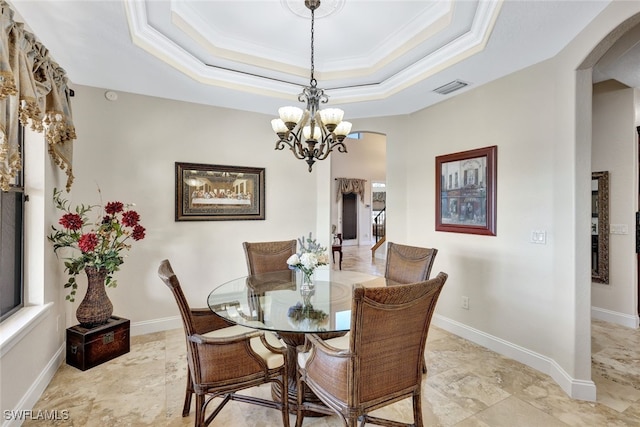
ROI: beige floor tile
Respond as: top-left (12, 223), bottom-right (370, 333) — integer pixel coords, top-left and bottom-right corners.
top-left (469, 396), bottom-right (570, 427)
top-left (593, 373), bottom-right (640, 412)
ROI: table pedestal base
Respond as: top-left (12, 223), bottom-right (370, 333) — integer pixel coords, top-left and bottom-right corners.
top-left (274, 330), bottom-right (346, 416)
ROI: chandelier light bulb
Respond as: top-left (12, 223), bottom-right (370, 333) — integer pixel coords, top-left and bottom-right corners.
top-left (271, 118), bottom-right (288, 134)
top-left (319, 108), bottom-right (344, 125)
top-left (303, 125), bottom-right (322, 141)
top-left (278, 106), bottom-right (304, 126)
top-left (334, 121), bottom-right (352, 136)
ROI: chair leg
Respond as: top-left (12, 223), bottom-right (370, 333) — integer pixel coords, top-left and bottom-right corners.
top-left (413, 391), bottom-right (423, 427)
top-left (195, 393), bottom-right (206, 427)
top-left (183, 365), bottom-right (193, 416)
top-left (339, 251), bottom-right (342, 270)
top-left (295, 374), bottom-right (305, 427)
top-left (281, 364), bottom-right (290, 427)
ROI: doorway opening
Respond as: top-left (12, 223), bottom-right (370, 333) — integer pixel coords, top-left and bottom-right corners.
top-left (342, 193), bottom-right (357, 240)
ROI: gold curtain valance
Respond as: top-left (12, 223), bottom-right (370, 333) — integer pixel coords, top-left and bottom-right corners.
top-left (335, 178), bottom-right (367, 203)
top-left (0, 0), bottom-right (76, 192)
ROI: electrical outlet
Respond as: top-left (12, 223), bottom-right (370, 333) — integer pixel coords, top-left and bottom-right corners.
top-left (461, 296), bottom-right (469, 310)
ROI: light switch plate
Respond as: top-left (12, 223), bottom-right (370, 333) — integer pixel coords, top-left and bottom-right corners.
top-left (610, 224), bottom-right (629, 235)
top-left (530, 230), bottom-right (546, 244)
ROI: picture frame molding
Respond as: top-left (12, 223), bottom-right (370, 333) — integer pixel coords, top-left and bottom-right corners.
top-left (435, 145), bottom-right (497, 236)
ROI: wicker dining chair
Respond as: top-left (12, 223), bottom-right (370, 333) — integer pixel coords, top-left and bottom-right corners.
top-left (243, 240), bottom-right (297, 274)
top-left (242, 240), bottom-right (297, 321)
top-left (158, 260), bottom-right (290, 427)
top-left (385, 242), bottom-right (438, 374)
top-left (295, 272), bottom-right (447, 427)
top-left (385, 242), bottom-right (438, 284)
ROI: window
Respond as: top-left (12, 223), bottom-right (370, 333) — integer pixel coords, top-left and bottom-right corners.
top-left (0, 126), bottom-right (24, 321)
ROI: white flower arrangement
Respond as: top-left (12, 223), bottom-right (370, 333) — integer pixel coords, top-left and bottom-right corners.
top-left (287, 233), bottom-right (329, 282)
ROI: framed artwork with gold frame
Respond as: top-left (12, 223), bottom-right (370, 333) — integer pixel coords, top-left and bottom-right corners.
top-left (175, 162), bottom-right (265, 221)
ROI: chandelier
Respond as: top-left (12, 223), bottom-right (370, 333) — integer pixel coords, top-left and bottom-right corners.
top-left (271, 0), bottom-right (352, 172)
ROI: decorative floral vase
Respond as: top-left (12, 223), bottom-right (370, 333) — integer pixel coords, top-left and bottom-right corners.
top-left (300, 285), bottom-right (315, 306)
top-left (76, 266), bottom-right (113, 328)
top-left (300, 269), bottom-right (315, 291)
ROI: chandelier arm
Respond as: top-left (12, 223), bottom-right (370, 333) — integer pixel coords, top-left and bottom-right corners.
top-left (315, 138), bottom-right (348, 161)
top-left (334, 142), bottom-right (348, 153)
top-left (294, 141), bottom-right (309, 160)
top-left (275, 139), bottom-right (294, 151)
top-left (308, 145), bottom-right (322, 161)
top-left (275, 133), bottom-right (307, 160)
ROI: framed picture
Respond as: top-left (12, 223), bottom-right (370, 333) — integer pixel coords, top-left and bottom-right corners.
top-left (175, 162), bottom-right (265, 221)
top-left (435, 145), bottom-right (497, 236)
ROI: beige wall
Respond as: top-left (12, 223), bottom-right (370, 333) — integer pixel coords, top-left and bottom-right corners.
top-left (592, 80), bottom-right (638, 325)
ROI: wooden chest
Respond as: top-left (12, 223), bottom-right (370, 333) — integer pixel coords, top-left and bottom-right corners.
top-left (66, 316), bottom-right (130, 371)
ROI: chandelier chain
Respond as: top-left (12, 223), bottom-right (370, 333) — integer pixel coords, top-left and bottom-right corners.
top-left (310, 6), bottom-right (316, 86)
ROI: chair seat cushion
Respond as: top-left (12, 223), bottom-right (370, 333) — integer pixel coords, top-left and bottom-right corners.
top-left (204, 325), bottom-right (284, 369)
top-left (297, 334), bottom-right (350, 369)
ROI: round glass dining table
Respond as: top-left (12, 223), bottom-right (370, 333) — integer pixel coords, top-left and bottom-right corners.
top-left (207, 269), bottom-right (389, 412)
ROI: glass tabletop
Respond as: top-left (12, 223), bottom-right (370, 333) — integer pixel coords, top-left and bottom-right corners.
top-left (207, 269), bottom-right (388, 333)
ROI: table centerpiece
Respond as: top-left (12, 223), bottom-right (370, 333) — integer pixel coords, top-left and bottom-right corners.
top-left (286, 232), bottom-right (329, 290)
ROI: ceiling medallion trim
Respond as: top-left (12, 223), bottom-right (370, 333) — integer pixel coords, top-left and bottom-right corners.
top-left (280, 0), bottom-right (345, 19)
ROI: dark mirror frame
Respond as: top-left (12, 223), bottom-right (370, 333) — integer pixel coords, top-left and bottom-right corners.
top-left (592, 171), bottom-right (609, 284)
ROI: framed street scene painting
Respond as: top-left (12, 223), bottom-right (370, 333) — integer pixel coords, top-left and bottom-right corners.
top-left (435, 145), bottom-right (497, 236)
top-left (175, 162), bottom-right (265, 221)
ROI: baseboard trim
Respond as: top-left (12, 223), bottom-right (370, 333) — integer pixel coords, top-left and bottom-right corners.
top-left (130, 315), bottom-right (181, 336)
top-left (591, 306), bottom-right (639, 329)
top-left (432, 314), bottom-right (596, 401)
top-left (2, 343), bottom-right (65, 427)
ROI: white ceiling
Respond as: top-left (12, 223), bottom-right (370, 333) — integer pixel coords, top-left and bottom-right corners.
top-left (10, 0), bottom-right (635, 120)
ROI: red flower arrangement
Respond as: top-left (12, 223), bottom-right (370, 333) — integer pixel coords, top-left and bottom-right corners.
top-left (48, 188), bottom-right (146, 301)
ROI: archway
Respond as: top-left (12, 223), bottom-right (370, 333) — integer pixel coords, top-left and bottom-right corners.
top-left (330, 131), bottom-right (386, 249)
top-left (574, 6), bottom-right (640, 398)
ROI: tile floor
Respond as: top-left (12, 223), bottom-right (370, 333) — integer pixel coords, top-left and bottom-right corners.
top-left (25, 245), bottom-right (640, 426)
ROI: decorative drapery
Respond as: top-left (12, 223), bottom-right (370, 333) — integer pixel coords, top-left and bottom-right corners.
top-left (335, 178), bottom-right (367, 203)
top-left (0, 1), bottom-right (76, 192)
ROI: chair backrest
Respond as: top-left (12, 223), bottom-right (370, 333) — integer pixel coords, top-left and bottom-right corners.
top-left (158, 259), bottom-right (197, 337)
top-left (384, 242), bottom-right (438, 284)
top-left (243, 240), bottom-right (297, 274)
top-left (333, 233), bottom-right (343, 247)
top-left (348, 272), bottom-right (447, 405)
